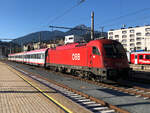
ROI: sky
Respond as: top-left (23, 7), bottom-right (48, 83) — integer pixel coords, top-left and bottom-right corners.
top-left (0, 0), bottom-right (150, 40)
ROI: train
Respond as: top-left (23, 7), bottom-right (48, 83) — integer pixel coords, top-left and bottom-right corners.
top-left (127, 51), bottom-right (150, 65)
top-left (8, 39), bottom-right (130, 81)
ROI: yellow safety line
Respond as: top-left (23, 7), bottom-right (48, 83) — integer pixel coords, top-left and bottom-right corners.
top-left (7, 66), bottom-right (73, 113)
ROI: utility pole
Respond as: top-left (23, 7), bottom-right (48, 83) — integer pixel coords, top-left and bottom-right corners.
top-left (100, 26), bottom-right (104, 37)
top-left (20, 42), bottom-right (22, 52)
top-left (91, 11), bottom-right (94, 40)
top-left (9, 43), bottom-right (11, 54)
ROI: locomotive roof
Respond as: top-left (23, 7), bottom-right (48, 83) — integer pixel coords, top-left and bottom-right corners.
top-left (52, 39), bottom-right (119, 50)
top-left (55, 43), bottom-right (79, 50)
top-left (88, 39), bottom-right (120, 44)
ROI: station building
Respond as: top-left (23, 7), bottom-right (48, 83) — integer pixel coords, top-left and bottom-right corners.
top-left (108, 25), bottom-right (150, 51)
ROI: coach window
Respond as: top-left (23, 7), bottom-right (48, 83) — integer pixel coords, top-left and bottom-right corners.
top-left (37, 54), bottom-right (40, 59)
top-left (32, 55), bottom-right (34, 59)
top-left (37, 54), bottom-right (41, 59)
top-left (139, 55), bottom-right (143, 59)
top-left (33, 54), bottom-right (35, 59)
top-left (37, 54), bottom-right (39, 59)
top-left (35, 54), bottom-right (37, 59)
top-left (92, 46), bottom-right (100, 55)
top-left (32, 54), bottom-right (34, 59)
top-left (146, 55), bottom-right (150, 59)
top-left (31, 54), bottom-right (34, 59)
top-left (35, 54), bottom-right (38, 59)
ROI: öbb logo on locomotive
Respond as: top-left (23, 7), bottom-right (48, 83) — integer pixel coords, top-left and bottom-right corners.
top-left (72, 53), bottom-right (80, 60)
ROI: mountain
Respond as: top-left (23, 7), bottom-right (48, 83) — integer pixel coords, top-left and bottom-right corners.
top-left (12, 30), bottom-right (64, 45)
top-left (12, 24), bottom-right (107, 45)
top-left (65, 24), bottom-right (91, 36)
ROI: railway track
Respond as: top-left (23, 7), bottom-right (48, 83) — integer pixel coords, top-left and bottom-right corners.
top-left (6, 62), bottom-right (130, 113)
top-left (4, 60), bottom-right (150, 113)
top-left (61, 73), bottom-right (150, 100)
top-left (41, 66), bottom-right (150, 100)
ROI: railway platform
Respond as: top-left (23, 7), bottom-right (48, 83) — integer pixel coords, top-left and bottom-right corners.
top-left (0, 62), bottom-right (92, 113)
top-left (130, 64), bottom-right (150, 81)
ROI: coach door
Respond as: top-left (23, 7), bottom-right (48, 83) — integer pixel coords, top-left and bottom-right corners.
top-left (135, 54), bottom-right (138, 64)
top-left (88, 46), bottom-right (101, 67)
top-left (88, 47), bottom-right (93, 67)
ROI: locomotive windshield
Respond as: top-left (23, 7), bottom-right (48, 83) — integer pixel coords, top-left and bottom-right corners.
top-left (103, 43), bottom-right (126, 58)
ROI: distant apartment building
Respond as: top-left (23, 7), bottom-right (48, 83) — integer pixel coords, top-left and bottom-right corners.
top-left (0, 46), bottom-right (8, 58)
top-left (23, 38), bottom-right (64, 51)
top-left (108, 25), bottom-right (150, 51)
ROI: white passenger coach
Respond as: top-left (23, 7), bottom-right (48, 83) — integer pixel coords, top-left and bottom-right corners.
top-left (8, 48), bottom-right (48, 66)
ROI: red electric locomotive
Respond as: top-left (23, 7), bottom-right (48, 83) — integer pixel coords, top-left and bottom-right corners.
top-left (45, 39), bottom-right (130, 81)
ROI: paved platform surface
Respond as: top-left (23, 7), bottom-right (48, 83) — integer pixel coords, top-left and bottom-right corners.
top-left (0, 62), bottom-right (92, 113)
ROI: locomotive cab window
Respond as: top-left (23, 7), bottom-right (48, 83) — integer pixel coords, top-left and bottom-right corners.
top-left (103, 43), bottom-right (126, 58)
top-left (92, 47), bottom-right (100, 55)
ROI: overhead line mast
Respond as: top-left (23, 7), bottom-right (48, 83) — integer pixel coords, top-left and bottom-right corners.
top-left (91, 11), bottom-right (94, 40)
top-left (49, 25), bottom-right (90, 31)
